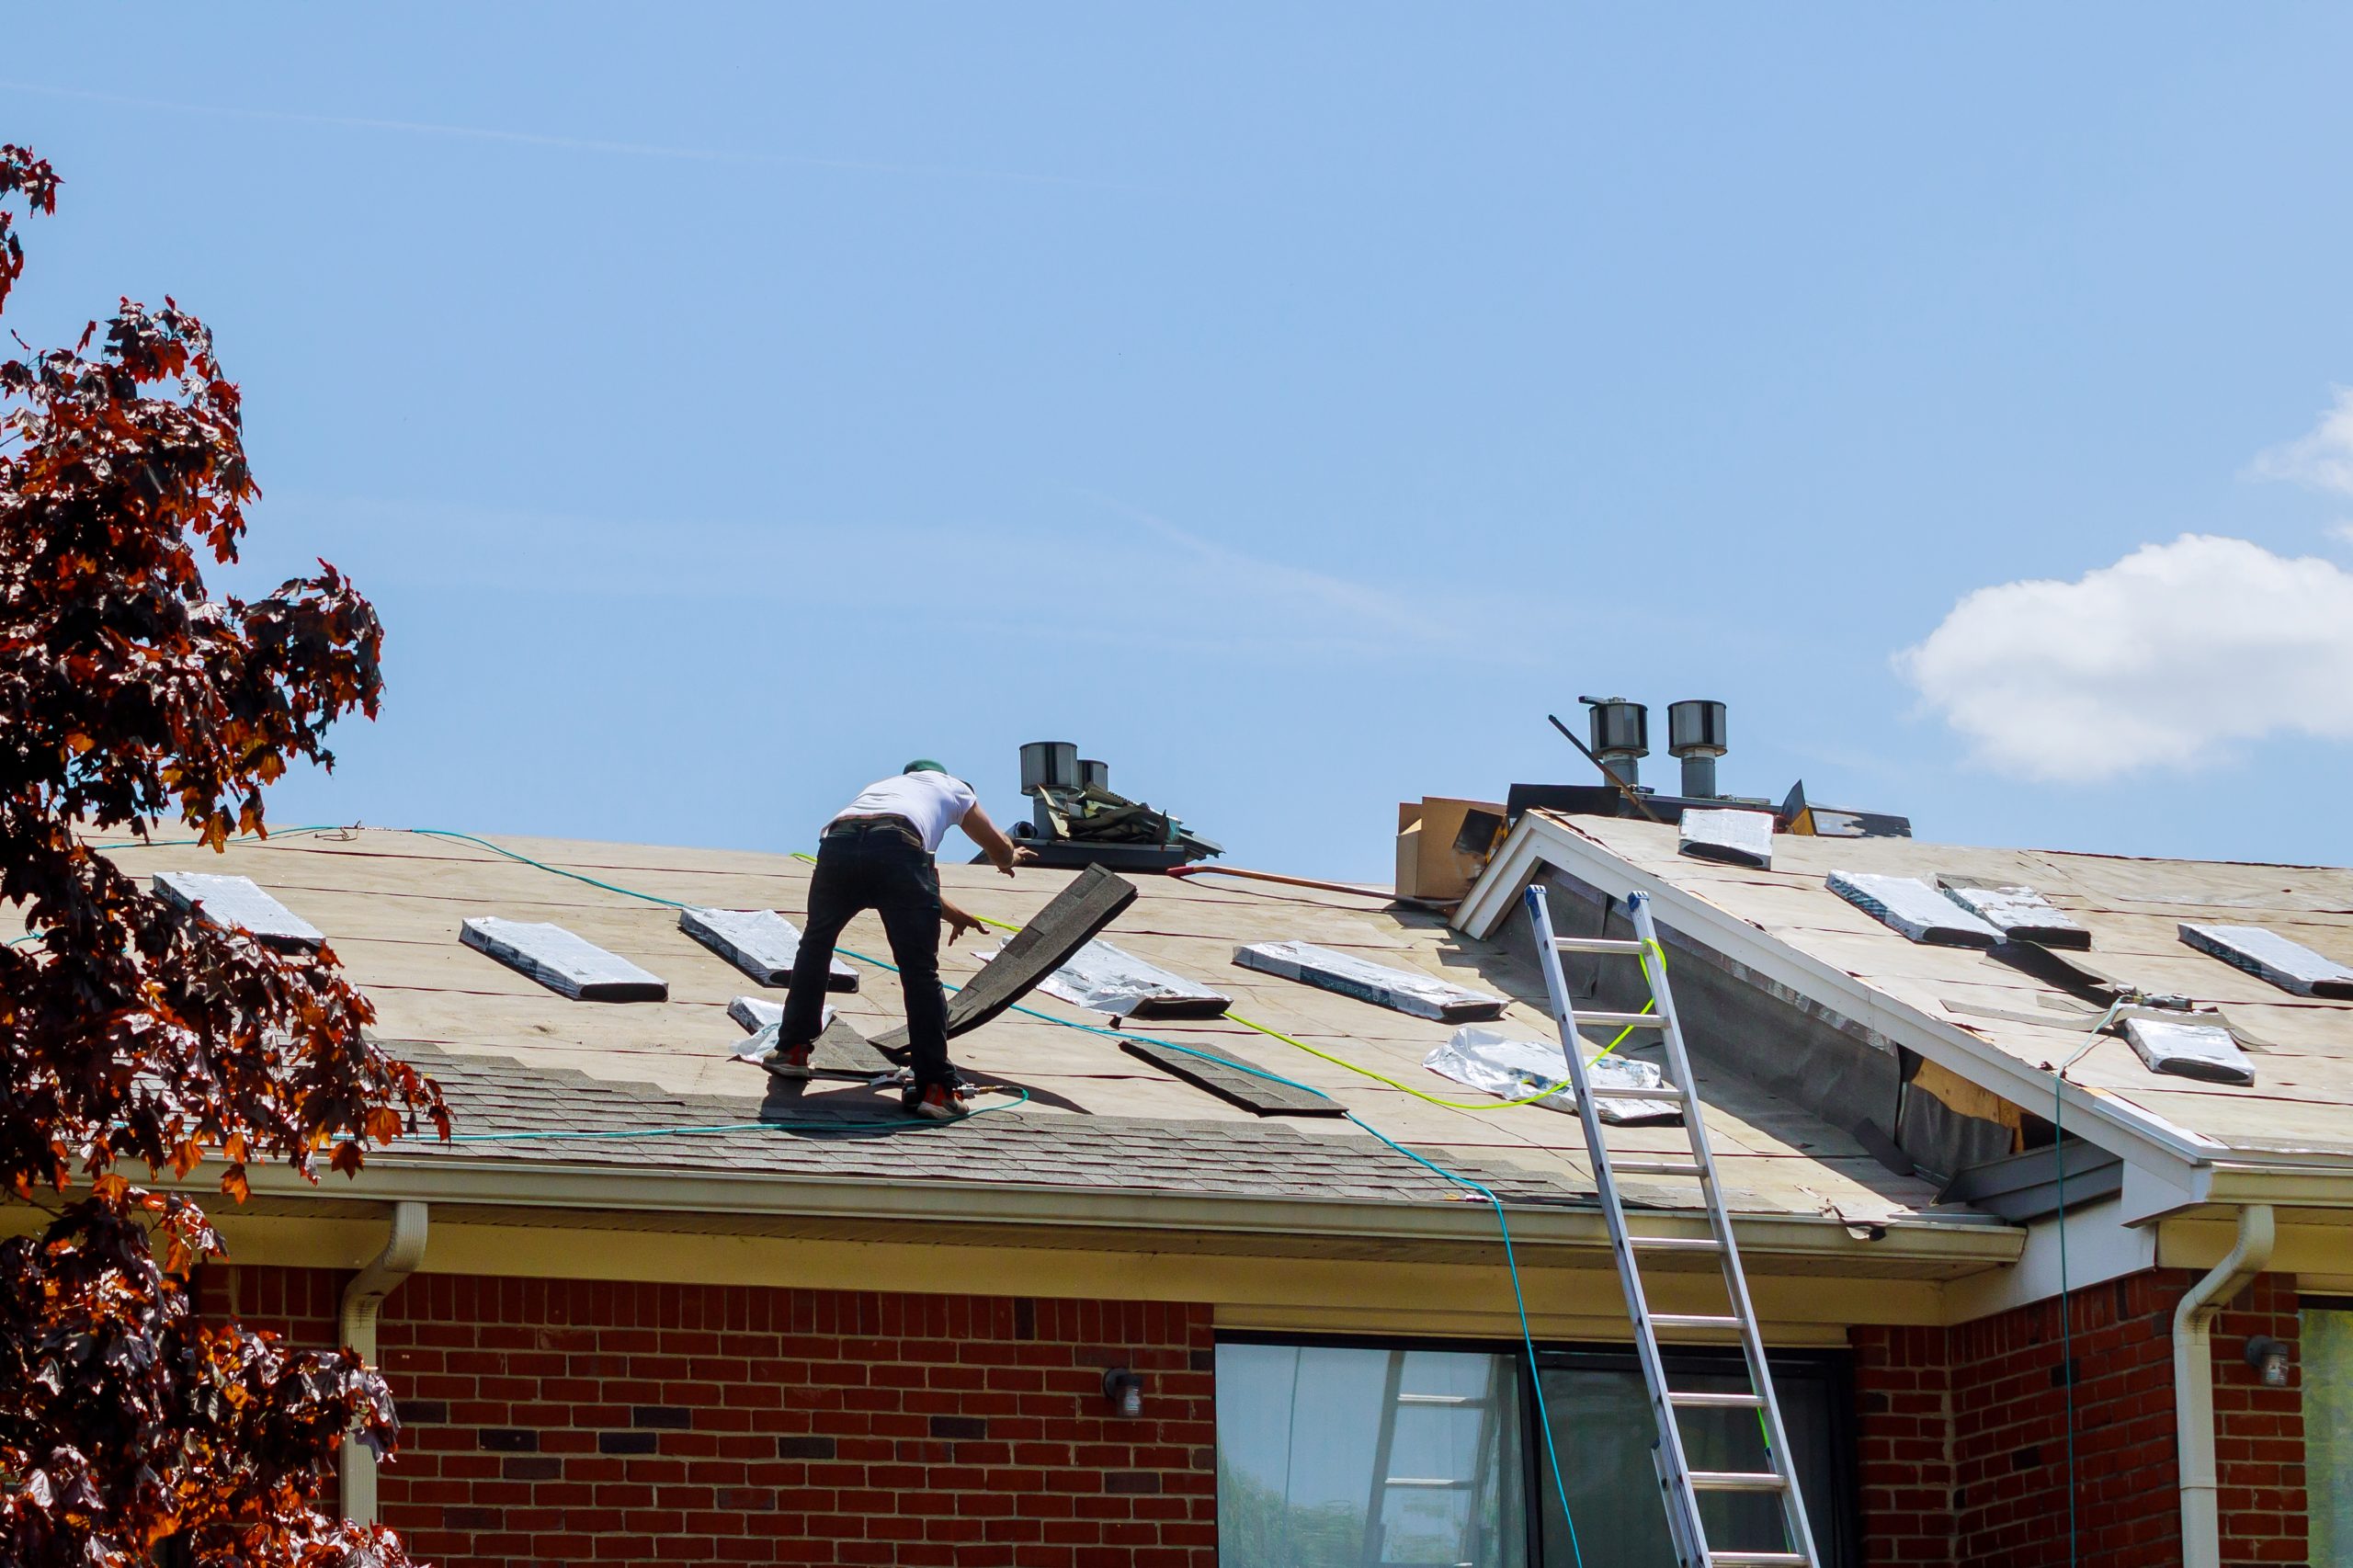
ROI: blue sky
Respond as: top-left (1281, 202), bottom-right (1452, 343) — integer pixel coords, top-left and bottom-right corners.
top-left (9, 6), bottom-right (2353, 879)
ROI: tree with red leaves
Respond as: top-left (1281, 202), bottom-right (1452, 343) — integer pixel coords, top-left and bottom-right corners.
top-left (0, 144), bottom-right (447, 1565)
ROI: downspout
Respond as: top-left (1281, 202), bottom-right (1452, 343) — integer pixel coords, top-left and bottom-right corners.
top-left (2172, 1203), bottom-right (2272, 1568)
top-left (338, 1200), bottom-right (428, 1525)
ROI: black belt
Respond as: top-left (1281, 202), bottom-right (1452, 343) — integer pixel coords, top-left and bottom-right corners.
top-left (824, 814), bottom-right (923, 846)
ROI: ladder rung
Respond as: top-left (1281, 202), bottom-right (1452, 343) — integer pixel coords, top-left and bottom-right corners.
top-left (1649, 1313), bottom-right (1745, 1332)
top-left (1553, 936), bottom-right (1649, 955)
top-left (1625, 1234), bottom-right (1722, 1253)
top-left (1688, 1471), bottom-right (1790, 1493)
top-left (1711, 1555), bottom-right (1810, 1566)
top-left (1380, 1476), bottom-right (1472, 1489)
top-left (1394, 1392), bottom-right (1479, 1406)
top-left (1573, 1011), bottom-right (1667, 1029)
top-left (1586, 1084), bottom-right (1685, 1103)
top-left (1668, 1391), bottom-right (1765, 1410)
top-left (1612, 1157), bottom-right (1706, 1176)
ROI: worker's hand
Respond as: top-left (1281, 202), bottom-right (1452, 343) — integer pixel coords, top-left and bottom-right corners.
top-left (943, 904), bottom-right (989, 944)
top-left (1003, 845), bottom-right (1040, 874)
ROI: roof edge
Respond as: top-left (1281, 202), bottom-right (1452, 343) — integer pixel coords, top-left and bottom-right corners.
top-left (1456, 810), bottom-right (2223, 1181)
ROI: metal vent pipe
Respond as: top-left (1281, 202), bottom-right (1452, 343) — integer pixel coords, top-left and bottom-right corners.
top-left (1668, 699), bottom-right (1728, 799)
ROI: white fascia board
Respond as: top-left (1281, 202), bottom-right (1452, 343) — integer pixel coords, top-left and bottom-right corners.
top-left (1940, 1196), bottom-right (2157, 1323)
top-left (230, 1152), bottom-right (2020, 1270)
top-left (1460, 812), bottom-right (2217, 1182)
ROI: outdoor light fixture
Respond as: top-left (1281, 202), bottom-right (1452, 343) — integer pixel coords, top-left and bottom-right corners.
top-left (1101, 1367), bottom-right (1144, 1418)
top-left (2244, 1334), bottom-right (2291, 1388)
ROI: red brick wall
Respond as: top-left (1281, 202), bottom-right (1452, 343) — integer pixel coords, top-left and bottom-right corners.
top-left (197, 1266), bottom-right (1217, 1567)
top-left (1853, 1269), bottom-right (2306, 1568)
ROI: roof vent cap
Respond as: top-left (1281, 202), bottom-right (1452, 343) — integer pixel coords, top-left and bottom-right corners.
top-left (1579, 697), bottom-right (1649, 788)
top-left (1667, 699), bottom-right (1728, 798)
top-left (1019, 741), bottom-right (1081, 795)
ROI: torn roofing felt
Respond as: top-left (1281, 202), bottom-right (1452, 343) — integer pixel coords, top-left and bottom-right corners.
top-left (460, 917), bottom-right (668, 1003)
top-left (1233, 940), bottom-right (1506, 1022)
top-left (152, 871), bottom-right (323, 950)
top-left (680, 906), bottom-right (859, 991)
top-left (2178, 922), bottom-right (2353, 1000)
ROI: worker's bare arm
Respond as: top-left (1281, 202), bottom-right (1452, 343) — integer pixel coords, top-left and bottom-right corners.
top-left (961, 802), bottom-right (1037, 875)
top-left (939, 893), bottom-right (990, 943)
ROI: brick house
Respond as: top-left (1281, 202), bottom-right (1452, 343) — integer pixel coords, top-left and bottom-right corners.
top-left (30, 806), bottom-right (2352, 1564)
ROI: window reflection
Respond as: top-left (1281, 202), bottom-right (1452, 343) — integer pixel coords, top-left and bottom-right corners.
top-left (1217, 1342), bottom-right (1529, 1567)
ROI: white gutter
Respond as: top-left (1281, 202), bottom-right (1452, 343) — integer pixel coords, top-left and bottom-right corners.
top-left (338, 1200), bottom-right (428, 1525)
top-left (2172, 1203), bottom-right (2272, 1568)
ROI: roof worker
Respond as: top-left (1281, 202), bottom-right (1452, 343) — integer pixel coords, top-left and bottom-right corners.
top-left (770, 760), bottom-right (1036, 1119)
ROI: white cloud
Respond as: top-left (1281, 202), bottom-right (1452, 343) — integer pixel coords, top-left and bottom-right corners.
top-left (1894, 534), bottom-right (2353, 782)
top-left (2247, 388), bottom-right (2353, 495)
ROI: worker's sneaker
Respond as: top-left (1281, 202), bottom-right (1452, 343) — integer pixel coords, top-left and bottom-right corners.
top-left (906, 1081), bottom-right (972, 1121)
top-left (767, 1040), bottom-right (815, 1080)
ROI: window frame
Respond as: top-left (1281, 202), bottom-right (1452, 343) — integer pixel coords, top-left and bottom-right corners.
top-left (1213, 1330), bottom-right (1861, 1568)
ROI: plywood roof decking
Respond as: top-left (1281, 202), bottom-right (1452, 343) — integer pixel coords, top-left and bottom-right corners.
top-left (1544, 813), bottom-right (2353, 1156)
top-left (28, 825), bottom-right (1973, 1226)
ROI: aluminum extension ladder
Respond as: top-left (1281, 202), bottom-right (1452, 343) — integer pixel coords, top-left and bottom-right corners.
top-left (1524, 884), bottom-right (1820, 1568)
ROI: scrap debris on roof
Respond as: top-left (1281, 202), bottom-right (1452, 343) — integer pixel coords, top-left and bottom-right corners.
top-left (1426, 1027), bottom-right (1681, 1126)
top-left (152, 871), bottom-right (323, 950)
top-left (2178, 922), bottom-right (2353, 999)
top-left (680, 906), bottom-right (858, 990)
top-left (460, 916), bottom-right (668, 1002)
top-left (1117, 1038), bottom-right (1343, 1118)
top-left (1827, 870), bottom-right (2002, 949)
top-left (2120, 1015), bottom-right (2255, 1086)
top-left (1036, 938), bottom-right (1232, 1019)
top-left (1233, 939), bottom-right (1507, 1022)
top-left (1677, 807), bottom-right (1773, 870)
top-left (1936, 877), bottom-right (2090, 949)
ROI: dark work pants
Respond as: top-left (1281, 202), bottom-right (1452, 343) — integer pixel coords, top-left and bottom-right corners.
top-left (779, 823), bottom-right (953, 1089)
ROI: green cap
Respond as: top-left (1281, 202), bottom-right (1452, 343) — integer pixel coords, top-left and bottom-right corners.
top-left (904, 758), bottom-right (948, 775)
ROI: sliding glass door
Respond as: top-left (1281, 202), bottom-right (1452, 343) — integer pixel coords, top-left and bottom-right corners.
top-left (1216, 1336), bottom-right (1855, 1567)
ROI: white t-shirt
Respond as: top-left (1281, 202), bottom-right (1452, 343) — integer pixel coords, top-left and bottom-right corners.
top-left (831, 772), bottom-right (980, 855)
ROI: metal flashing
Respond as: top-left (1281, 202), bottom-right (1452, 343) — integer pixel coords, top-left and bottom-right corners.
top-left (459, 917), bottom-right (667, 1002)
top-left (1828, 871), bottom-right (2002, 949)
top-left (152, 871), bottom-right (324, 950)
top-left (2177, 922), bottom-right (2353, 1000)
top-left (1232, 940), bottom-right (1506, 1023)
top-left (680, 907), bottom-right (858, 991)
